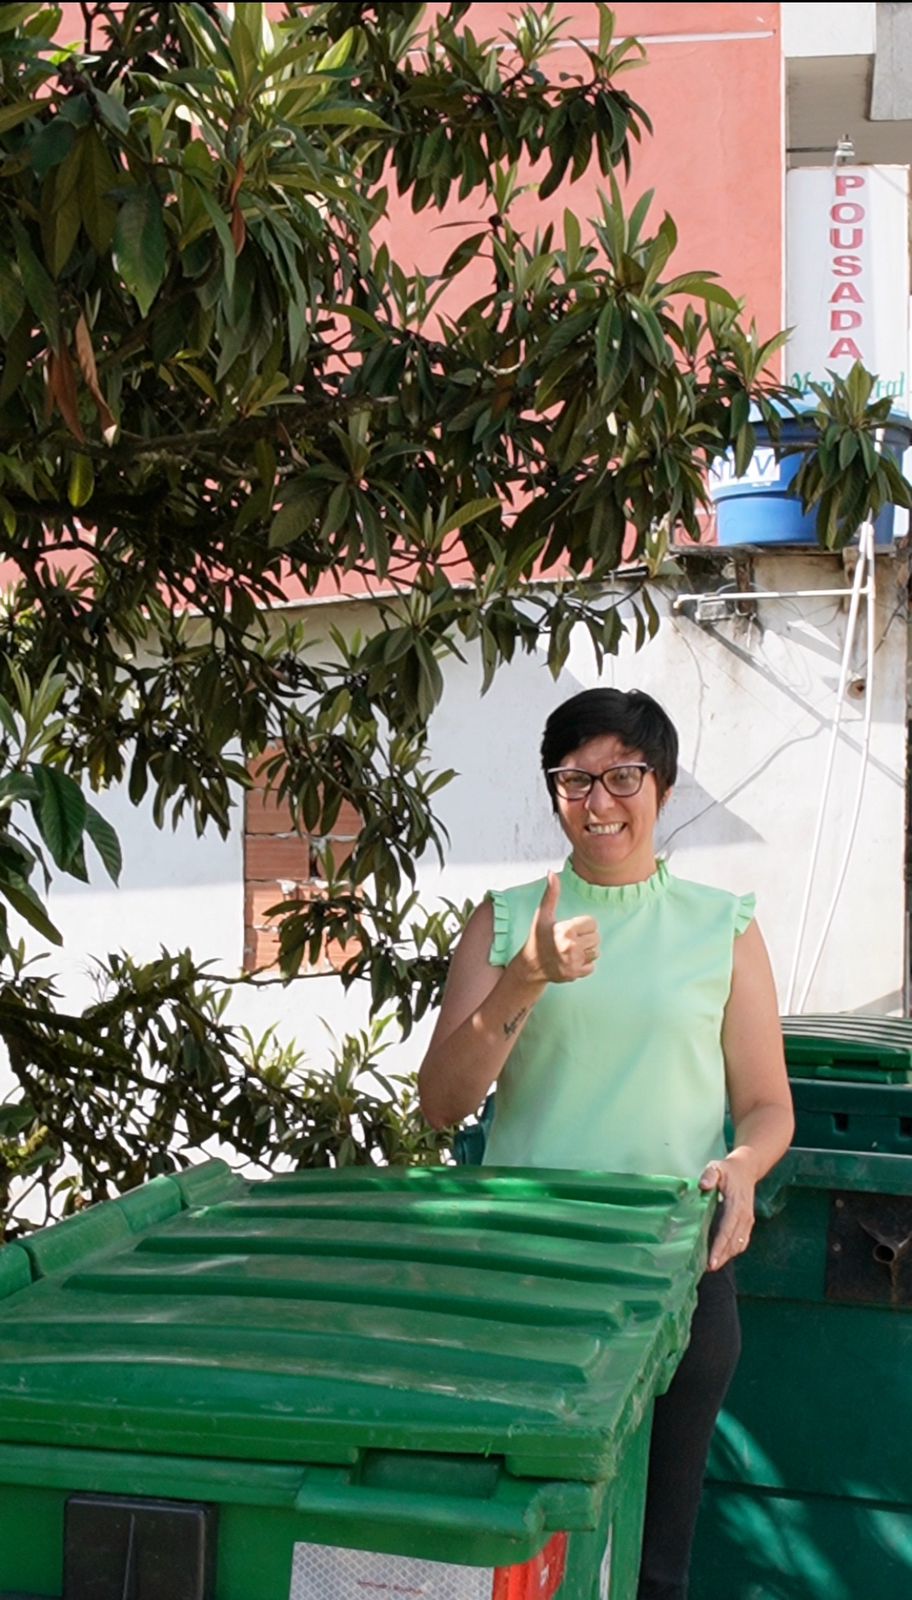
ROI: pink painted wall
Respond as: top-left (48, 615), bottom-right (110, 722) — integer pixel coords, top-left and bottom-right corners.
top-left (378, 3), bottom-right (782, 341)
top-left (22, 5), bottom-right (783, 597)
top-left (55, 2), bottom-right (783, 331)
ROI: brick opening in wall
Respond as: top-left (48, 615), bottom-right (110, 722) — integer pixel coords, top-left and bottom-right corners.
top-left (243, 752), bottom-right (362, 974)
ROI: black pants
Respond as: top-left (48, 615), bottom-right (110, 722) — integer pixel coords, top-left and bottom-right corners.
top-left (636, 1262), bottom-right (741, 1600)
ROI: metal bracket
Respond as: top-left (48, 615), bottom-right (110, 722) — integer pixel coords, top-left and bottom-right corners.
top-left (825, 1191), bottom-right (912, 1307)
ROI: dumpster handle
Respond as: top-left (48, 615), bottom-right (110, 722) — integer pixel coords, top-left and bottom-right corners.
top-left (757, 1147), bottom-right (912, 1217)
top-left (290, 1475), bottom-right (596, 1543)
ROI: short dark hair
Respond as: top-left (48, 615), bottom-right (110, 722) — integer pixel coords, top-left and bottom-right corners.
top-left (540, 688), bottom-right (678, 810)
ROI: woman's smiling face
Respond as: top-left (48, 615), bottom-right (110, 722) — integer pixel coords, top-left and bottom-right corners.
top-left (553, 732), bottom-right (665, 886)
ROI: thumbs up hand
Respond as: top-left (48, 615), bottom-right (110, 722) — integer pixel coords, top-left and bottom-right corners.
top-left (518, 871), bottom-right (600, 984)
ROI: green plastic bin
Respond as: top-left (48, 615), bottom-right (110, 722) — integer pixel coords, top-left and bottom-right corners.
top-left (692, 1015), bottom-right (912, 1600)
top-left (0, 1161), bottom-right (711, 1600)
top-left (781, 1014), bottom-right (912, 1085)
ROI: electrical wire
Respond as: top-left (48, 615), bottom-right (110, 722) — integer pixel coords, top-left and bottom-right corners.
top-left (784, 527), bottom-right (872, 1012)
top-left (794, 521), bottom-right (876, 1011)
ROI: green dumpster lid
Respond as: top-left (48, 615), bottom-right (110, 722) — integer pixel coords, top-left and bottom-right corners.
top-left (781, 1014), bottom-right (912, 1082)
top-left (0, 1164), bottom-right (710, 1493)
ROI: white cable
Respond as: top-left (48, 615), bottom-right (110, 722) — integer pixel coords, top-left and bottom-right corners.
top-left (784, 533), bottom-right (870, 1012)
top-left (794, 521), bottom-right (876, 1012)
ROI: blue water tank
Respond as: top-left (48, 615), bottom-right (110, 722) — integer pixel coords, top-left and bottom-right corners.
top-left (709, 410), bottom-right (911, 548)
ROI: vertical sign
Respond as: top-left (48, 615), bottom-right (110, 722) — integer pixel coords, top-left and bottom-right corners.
top-left (786, 166), bottom-right (910, 409)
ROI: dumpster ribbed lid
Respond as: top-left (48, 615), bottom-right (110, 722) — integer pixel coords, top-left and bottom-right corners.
top-left (782, 1014), bottom-right (912, 1082)
top-left (0, 1163), bottom-right (710, 1484)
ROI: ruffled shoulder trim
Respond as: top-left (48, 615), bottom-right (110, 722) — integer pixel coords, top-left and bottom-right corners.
top-left (485, 888), bottom-right (511, 967)
top-left (734, 891), bottom-right (757, 937)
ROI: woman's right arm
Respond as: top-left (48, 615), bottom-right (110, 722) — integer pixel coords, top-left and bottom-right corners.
top-left (417, 900), bottom-right (547, 1129)
top-left (418, 873), bottom-right (599, 1130)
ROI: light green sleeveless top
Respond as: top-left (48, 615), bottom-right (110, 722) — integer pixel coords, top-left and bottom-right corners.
top-left (482, 858), bottom-right (755, 1179)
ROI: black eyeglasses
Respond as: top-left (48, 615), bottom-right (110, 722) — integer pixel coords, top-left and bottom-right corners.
top-left (547, 763), bottom-right (654, 801)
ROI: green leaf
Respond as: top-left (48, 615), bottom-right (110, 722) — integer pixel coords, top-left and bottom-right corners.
top-left (845, 361), bottom-right (873, 412)
top-left (79, 128), bottom-right (119, 253)
top-left (418, 124), bottom-right (448, 179)
top-left (597, 177), bottom-right (626, 263)
top-left (64, 837), bottom-right (90, 883)
top-left (29, 763), bottom-right (87, 871)
top-left (535, 348), bottom-right (582, 411)
top-left (12, 220), bottom-right (59, 343)
top-left (597, 0), bottom-right (615, 55)
top-left (85, 802), bottom-right (122, 885)
top-left (292, 106), bottom-right (393, 131)
top-left (67, 453), bottom-right (94, 508)
top-left (838, 432), bottom-right (858, 471)
top-left (317, 27), bottom-right (355, 70)
top-left (28, 115), bottom-right (74, 175)
top-left (179, 2), bottom-right (235, 71)
top-left (92, 87), bottom-right (130, 137)
top-left (0, 875), bottom-right (62, 945)
top-left (0, 4), bottom-right (41, 31)
top-left (436, 497), bottom-right (501, 540)
top-left (269, 493), bottom-right (318, 549)
top-left (0, 1100), bottom-right (39, 1137)
top-left (662, 273), bottom-right (739, 311)
top-left (538, 149), bottom-right (570, 203)
top-left (57, 93), bottom-right (92, 129)
top-left (880, 452), bottom-right (912, 509)
top-left (730, 390), bottom-right (750, 436)
top-left (733, 421), bottom-right (756, 478)
top-left (0, 771), bottom-right (36, 806)
top-left (328, 303), bottom-right (385, 337)
top-left (0, 260), bottom-right (25, 341)
top-left (322, 482), bottom-right (350, 536)
top-left (42, 138), bottom-right (83, 276)
top-left (630, 298), bottom-right (668, 366)
top-left (626, 187), bottom-right (654, 249)
top-left (113, 188), bottom-right (166, 316)
top-left (177, 361), bottom-right (218, 402)
top-left (438, 231), bottom-right (487, 282)
top-left (563, 207), bottom-right (581, 269)
top-left (195, 184), bottom-right (236, 294)
top-left (228, 14), bottom-right (258, 93)
top-left (641, 214), bottom-right (677, 293)
top-left (754, 328), bottom-right (792, 370)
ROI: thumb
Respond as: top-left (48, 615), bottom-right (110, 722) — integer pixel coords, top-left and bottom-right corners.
top-left (538, 869), bottom-right (561, 924)
top-left (699, 1160), bottom-right (723, 1191)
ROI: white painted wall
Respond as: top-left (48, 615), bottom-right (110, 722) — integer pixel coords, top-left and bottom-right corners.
top-left (781, 2), bottom-right (876, 59)
top-left (422, 549), bottom-right (908, 1027)
top-left (1, 548), bottom-right (907, 1109)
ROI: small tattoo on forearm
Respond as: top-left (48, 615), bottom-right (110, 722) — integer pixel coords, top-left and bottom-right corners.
top-left (503, 1008), bottom-right (528, 1038)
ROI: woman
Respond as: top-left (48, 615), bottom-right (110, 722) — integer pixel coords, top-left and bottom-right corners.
top-left (418, 686), bottom-right (793, 1600)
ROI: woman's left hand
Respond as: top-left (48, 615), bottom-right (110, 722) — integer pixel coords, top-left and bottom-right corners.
top-left (698, 1150), bottom-right (757, 1271)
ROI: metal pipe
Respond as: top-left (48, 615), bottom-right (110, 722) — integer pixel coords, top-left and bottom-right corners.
top-left (672, 585), bottom-right (869, 608)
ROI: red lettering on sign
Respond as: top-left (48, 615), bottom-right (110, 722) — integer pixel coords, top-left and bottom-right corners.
top-left (825, 171), bottom-right (867, 369)
top-left (830, 309), bottom-right (863, 331)
top-left (831, 282), bottom-right (864, 303)
top-left (830, 202), bottom-right (865, 224)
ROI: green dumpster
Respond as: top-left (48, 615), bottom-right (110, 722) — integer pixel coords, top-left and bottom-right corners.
top-left (691, 1015), bottom-right (912, 1600)
top-left (0, 1161), bottom-right (710, 1600)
